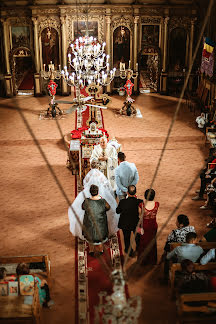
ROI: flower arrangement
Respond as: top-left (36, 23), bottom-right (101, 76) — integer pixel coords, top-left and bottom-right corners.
top-left (118, 87), bottom-right (126, 96)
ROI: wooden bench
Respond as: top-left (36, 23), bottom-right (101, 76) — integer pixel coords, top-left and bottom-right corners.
top-left (0, 255), bottom-right (51, 288)
top-left (177, 292), bottom-right (216, 324)
top-left (170, 262), bottom-right (216, 298)
top-left (0, 283), bottom-right (41, 323)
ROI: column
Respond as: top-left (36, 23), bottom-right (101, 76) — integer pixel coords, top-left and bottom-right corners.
top-left (161, 17), bottom-right (169, 93)
top-left (133, 16), bottom-right (139, 93)
top-left (188, 18), bottom-right (195, 90)
top-left (105, 10), bottom-right (111, 93)
top-left (1, 18), bottom-right (13, 96)
top-left (60, 16), bottom-right (68, 95)
top-left (162, 17), bottom-right (169, 71)
top-left (32, 17), bottom-right (41, 96)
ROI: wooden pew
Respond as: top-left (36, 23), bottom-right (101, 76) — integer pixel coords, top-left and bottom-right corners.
top-left (0, 255), bottom-right (51, 323)
top-left (0, 283), bottom-right (41, 323)
top-left (0, 254), bottom-right (51, 287)
top-left (177, 292), bottom-right (216, 324)
top-left (170, 262), bottom-right (216, 297)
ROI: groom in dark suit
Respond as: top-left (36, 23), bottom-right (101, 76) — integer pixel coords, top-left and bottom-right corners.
top-left (116, 185), bottom-right (142, 256)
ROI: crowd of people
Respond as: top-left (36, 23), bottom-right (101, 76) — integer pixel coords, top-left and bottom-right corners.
top-left (68, 136), bottom-right (216, 297)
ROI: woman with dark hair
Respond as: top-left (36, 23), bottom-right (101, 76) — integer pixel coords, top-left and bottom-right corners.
top-left (162, 214), bottom-right (196, 281)
top-left (137, 189), bottom-right (159, 265)
top-left (68, 161), bottom-right (119, 240)
top-left (164, 214), bottom-right (196, 251)
top-left (82, 184), bottom-right (110, 256)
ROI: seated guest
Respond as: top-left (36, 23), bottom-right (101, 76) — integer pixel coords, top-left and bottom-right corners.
top-left (200, 248), bottom-right (216, 265)
top-left (16, 263), bottom-right (53, 307)
top-left (116, 185), bottom-right (142, 257)
top-left (192, 150), bottom-right (216, 201)
top-left (137, 189), bottom-right (159, 265)
top-left (196, 113), bottom-right (208, 132)
top-left (177, 259), bottom-right (209, 294)
top-left (164, 214), bottom-right (196, 253)
top-left (200, 178), bottom-right (216, 209)
top-left (166, 232), bottom-right (204, 263)
top-left (0, 267), bottom-right (7, 283)
top-left (0, 267), bottom-right (15, 283)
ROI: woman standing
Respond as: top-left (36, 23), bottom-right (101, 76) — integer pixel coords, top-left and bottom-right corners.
top-left (137, 189), bottom-right (159, 265)
top-left (68, 161), bottom-right (119, 241)
top-left (82, 184), bottom-right (110, 255)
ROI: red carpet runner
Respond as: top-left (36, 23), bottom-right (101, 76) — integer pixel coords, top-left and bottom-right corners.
top-left (74, 91), bottom-right (125, 324)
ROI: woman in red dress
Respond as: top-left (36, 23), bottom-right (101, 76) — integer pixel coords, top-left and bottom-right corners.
top-left (137, 189), bottom-right (159, 265)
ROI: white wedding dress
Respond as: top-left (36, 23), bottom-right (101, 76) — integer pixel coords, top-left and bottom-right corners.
top-left (68, 169), bottom-right (119, 240)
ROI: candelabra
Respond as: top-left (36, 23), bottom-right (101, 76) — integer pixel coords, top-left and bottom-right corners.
top-left (61, 36), bottom-right (116, 88)
top-left (119, 61), bottom-right (139, 80)
top-left (40, 61), bottom-right (62, 80)
top-left (95, 270), bottom-right (142, 323)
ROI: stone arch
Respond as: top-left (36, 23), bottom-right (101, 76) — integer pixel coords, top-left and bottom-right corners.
top-left (9, 47), bottom-right (34, 95)
top-left (138, 45), bottom-right (161, 92)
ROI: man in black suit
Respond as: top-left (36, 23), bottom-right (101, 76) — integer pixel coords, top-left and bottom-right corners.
top-left (116, 185), bottom-right (142, 256)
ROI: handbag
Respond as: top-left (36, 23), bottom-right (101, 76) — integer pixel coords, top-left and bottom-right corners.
top-left (137, 203), bottom-right (144, 235)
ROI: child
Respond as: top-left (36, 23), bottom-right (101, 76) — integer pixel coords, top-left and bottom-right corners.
top-left (16, 263), bottom-right (54, 308)
top-left (177, 259), bottom-right (209, 295)
top-left (0, 267), bottom-right (16, 283)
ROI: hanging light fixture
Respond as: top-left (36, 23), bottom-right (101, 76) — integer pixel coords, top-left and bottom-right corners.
top-left (61, 36), bottom-right (116, 88)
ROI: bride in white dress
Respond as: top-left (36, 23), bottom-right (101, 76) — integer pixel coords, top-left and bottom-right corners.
top-left (68, 161), bottom-right (119, 240)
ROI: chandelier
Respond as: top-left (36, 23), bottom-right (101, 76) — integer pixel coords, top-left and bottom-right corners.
top-left (61, 36), bottom-right (116, 88)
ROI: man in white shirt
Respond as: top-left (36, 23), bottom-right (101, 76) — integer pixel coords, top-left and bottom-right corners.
top-left (115, 152), bottom-right (139, 200)
top-left (200, 248), bottom-right (216, 265)
top-left (166, 232), bottom-right (204, 263)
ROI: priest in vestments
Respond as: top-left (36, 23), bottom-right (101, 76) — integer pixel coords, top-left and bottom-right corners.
top-left (90, 137), bottom-right (118, 190)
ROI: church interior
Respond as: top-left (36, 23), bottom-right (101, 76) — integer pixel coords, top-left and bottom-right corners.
top-left (1, 0), bottom-right (216, 323)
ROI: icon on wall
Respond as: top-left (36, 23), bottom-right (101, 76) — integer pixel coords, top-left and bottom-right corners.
top-left (11, 26), bottom-right (30, 48)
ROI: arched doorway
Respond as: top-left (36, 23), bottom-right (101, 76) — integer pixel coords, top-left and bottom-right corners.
top-left (113, 26), bottom-right (130, 90)
top-left (138, 46), bottom-right (161, 93)
top-left (10, 47), bottom-right (34, 95)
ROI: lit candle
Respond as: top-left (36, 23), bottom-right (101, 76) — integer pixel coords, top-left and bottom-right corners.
top-left (128, 60), bottom-right (131, 69)
top-left (136, 63), bottom-right (138, 71)
top-left (59, 65), bottom-right (61, 71)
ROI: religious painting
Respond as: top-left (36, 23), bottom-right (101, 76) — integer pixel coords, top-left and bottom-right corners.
top-left (169, 27), bottom-right (187, 71)
top-left (11, 26), bottom-right (30, 48)
top-left (141, 25), bottom-right (159, 46)
top-left (73, 21), bottom-right (98, 39)
top-left (113, 26), bottom-right (130, 69)
top-left (41, 27), bottom-right (59, 68)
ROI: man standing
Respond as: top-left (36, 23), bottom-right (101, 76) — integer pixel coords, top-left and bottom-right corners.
top-left (115, 152), bottom-right (139, 200)
top-left (116, 185), bottom-right (142, 256)
top-left (90, 136), bottom-right (118, 190)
